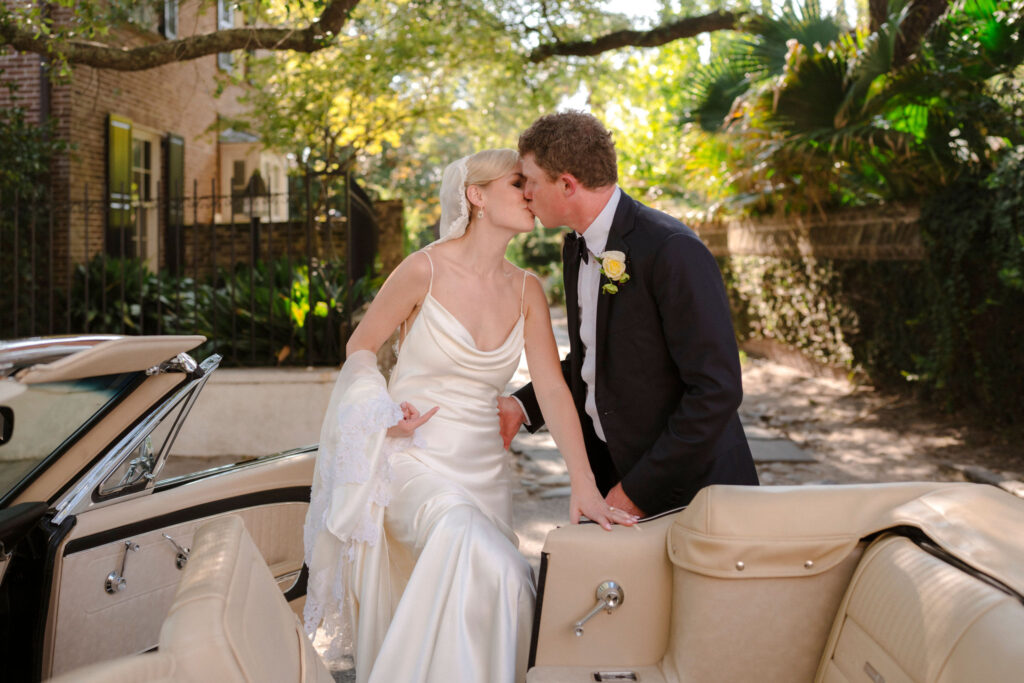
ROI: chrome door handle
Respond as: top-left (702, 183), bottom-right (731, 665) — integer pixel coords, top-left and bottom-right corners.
top-left (105, 540), bottom-right (139, 594)
top-left (162, 533), bottom-right (190, 569)
top-left (573, 580), bottom-right (624, 636)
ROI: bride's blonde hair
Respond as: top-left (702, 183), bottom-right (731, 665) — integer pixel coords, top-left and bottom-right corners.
top-left (465, 148), bottom-right (519, 188)
top-left (437, 148), bottom-right (519, 242)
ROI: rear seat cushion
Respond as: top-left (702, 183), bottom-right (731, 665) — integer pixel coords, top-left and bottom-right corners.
top-left (816, 535), bottom-right (1024, 683)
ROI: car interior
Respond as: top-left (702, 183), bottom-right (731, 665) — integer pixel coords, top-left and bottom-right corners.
top-left (526, 482), bottom-right (1024, 682)
top-left (3, 337), bottom-right (1023, 682)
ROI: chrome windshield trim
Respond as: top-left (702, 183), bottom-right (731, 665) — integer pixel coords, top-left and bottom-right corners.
top-left (52, 354), bottom-right (221, 524)
top-left (0, 336), bottom-right (120, 377)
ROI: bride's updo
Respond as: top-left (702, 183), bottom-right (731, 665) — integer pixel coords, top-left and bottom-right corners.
top-left (437, 148), bottom-right (519, 243)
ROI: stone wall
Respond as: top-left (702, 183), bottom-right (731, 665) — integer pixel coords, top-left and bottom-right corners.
top-left (694, 205), bottom-right (923, 261)
top-left (693, 206), bottom-right (927, 378)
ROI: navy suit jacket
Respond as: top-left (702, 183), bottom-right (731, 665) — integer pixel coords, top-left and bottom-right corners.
top-left (514, 191), bottom-right (757, 514)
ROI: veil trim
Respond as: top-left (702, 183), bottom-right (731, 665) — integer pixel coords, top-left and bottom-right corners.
top-left (436, 155), bottom-right (470, 243)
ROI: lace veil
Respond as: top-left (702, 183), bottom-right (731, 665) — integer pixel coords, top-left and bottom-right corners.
top-left (436, 155), bottom-right (471, 243)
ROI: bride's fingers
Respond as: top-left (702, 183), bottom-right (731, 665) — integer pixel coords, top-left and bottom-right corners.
top-left (410, 405), bottom-right (440, 428)
top-left (612, 508), bottom-right (639, 526)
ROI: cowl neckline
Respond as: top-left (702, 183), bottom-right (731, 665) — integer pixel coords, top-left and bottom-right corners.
top-left (424, 292), bottom-right (524, 354)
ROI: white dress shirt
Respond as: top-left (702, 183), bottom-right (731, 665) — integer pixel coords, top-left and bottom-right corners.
top-left (577, 187), bottom-right (621, 441)
top-left (513, 187), bottom-right (622, 437)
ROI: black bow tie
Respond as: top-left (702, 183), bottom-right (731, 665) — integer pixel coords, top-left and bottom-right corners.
top-left (573, 234), bottom-right (589, 265)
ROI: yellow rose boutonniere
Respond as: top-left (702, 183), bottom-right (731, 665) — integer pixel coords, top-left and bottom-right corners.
top-left (597, 250), bottom-right (630, 294)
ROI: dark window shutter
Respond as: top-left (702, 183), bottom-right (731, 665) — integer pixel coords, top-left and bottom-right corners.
top-left (166, 134), bottom-right (184, 222)
top-left (107, 114), bottom-right (133, 233)
top-left (165, 133), bottom-right (185, 274)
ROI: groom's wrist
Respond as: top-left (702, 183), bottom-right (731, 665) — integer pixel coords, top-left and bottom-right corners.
top-left (511, 396), bottom-right (530, 427)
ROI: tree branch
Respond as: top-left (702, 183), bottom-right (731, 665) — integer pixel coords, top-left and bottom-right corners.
top-left (528, 10), bottom-right (743, 62)
top-left (0, 0), bottom-right (361, 71)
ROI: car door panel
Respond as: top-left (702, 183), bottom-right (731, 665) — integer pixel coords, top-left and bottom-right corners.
top-left (41, 450), bottom-right (314, 679)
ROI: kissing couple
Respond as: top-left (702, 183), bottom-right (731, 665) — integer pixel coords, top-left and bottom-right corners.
top-left (302, 111), bottom-right (758, 682)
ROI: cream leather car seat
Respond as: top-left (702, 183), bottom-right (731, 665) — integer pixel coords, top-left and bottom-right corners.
top-left (48, 514), bottom-right (333, 683)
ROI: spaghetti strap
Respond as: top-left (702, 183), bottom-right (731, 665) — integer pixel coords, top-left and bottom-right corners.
top-left (422, 249), bottom-right (435, 294)
top-left (520, 271), bottom-right (528, 316)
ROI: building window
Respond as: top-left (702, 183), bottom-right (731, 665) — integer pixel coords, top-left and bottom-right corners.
top-left (231, 159), bottom-right (247, 214)
top-left (217, 0), bottom-right (235, 72)
top-left (162, 0), bottom-right (179, 39)
top-left (129, 1), bottom-right (160, 32)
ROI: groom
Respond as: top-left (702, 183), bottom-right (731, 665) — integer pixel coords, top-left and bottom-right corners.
top-left (499, 111), bottom-right (758, 517)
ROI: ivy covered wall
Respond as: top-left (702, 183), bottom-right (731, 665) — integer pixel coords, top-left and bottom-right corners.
top-left (701, 151), bottom-right (1024, 424)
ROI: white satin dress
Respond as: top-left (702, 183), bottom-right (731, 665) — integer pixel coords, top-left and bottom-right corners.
top-left (357, 251), bottom-right (536, 682)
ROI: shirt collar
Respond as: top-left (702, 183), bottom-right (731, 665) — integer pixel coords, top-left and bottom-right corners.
top-left (579, 186), bottom-right (621, 256)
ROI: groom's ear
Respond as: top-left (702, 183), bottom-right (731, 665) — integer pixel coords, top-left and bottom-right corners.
top-left (559, 173), bottom-right (579, 198)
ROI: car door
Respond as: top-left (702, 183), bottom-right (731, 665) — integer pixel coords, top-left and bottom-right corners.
top-left (0, 337), bottom-right (317, 681)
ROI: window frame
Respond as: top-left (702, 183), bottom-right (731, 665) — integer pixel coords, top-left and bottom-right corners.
top-left (162, 0), bottom-right (179, 39)
top-left (217, 0), bottom-right (235, 72)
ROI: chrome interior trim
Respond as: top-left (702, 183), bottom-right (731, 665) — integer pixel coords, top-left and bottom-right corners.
top-left (52, 354), bottom-right (221, 524)
top-left (154, 443), bottom-right (318, 490)
top-left (275, 568), bottom-right (303, 593)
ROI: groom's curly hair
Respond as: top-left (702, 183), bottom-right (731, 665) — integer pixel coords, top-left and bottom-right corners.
top-left (518, 111), bottom-right (617, 189)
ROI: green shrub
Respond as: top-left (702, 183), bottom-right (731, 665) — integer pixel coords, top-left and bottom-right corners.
top-left (56, 255), bottom-right (380, 366)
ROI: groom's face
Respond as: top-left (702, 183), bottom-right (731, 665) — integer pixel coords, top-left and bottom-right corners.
top-left (521, 153), bottom-right (566, 229)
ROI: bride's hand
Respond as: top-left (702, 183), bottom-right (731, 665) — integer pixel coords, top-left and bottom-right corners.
top-left (570, 481), bottom-right (639, 531)
top-left (388, 402), bottom-right (439, 439)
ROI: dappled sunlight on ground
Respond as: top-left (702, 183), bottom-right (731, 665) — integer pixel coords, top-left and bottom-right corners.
top-left (740, 356), bottom-right (1021, 486)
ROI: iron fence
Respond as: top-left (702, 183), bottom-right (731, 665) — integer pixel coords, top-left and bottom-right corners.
top-left (0, 174), bottom-right (382, 366)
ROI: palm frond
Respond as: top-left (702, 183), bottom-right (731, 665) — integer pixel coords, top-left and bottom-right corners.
top-left (678, 58), bottom-right (751, 132)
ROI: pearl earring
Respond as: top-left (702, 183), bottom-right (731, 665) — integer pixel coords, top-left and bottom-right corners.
top-left (478, 210), bottom-right (484, 219)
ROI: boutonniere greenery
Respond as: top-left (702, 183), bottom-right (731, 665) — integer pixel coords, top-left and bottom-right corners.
top-left (597, 250), bottom-right (630, 294)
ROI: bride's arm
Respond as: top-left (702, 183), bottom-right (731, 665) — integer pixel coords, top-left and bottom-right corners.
top-left (522, 274), bottom-right (637, 530)
top-left (346, 252), bottom-right (438, 437)
top-left (346, 251), bottom-right (431, 356)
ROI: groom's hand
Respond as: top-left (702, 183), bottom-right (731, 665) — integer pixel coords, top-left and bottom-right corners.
top-left (605, 483), bottom-right (644, 518)
top-left (497, 396), bottom-right (526, 450)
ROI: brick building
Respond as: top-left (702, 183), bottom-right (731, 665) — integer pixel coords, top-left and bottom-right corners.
top-left (0, 0), bottom-right (290, 274)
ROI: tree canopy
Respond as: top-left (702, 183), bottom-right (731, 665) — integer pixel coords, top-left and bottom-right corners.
top-left (1, 0), bottom-right (953, 71)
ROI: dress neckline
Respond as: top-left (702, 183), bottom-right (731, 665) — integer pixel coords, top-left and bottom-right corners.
top-left (424, 292), bottom-right (523, 354)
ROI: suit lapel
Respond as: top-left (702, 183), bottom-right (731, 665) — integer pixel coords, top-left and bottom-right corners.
top-left (563, 231), bottom-right (582, 360)
top-left (595, 192), bottom-right (637, 379)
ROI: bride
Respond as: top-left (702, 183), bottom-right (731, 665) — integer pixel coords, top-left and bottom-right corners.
top-left (302, 148), bottom-right (638, 683)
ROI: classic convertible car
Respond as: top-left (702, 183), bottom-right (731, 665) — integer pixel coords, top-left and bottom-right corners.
top-left (0, 335), bottom-right (315, 681)
top-left (2, 335), bottom-right (1023, 682)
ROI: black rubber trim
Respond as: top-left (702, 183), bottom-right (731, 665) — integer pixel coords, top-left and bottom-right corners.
top-left (34, 514), bottom-right (77, 681)
top-left (527, 551), bottom-right (549, 670)
top-left (865, 525), bottom-right (1024, 605)
top-left (284, 564), bottom-right (310, 602)
top-left (63, 486), bottom-right (311, 556)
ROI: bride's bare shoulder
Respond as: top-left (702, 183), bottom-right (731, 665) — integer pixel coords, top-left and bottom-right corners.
top-left (384, 250), bottom-right (432, 293)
